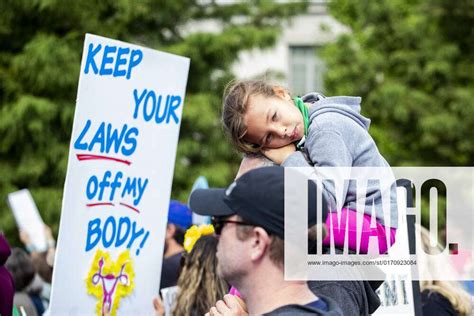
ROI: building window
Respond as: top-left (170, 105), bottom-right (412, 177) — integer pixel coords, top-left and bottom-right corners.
top-left (289, 46), bottom-right (326, 96)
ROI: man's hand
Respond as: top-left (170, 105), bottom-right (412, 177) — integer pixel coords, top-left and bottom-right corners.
top-left (262, 143), bottom-right (296, 165)
top-left (205, 294), bottom-right (248, 316)
top-left (19, 229), bottom-right (32, 247)
top-left (44, 225), bottom-right (54, 241)
top-left (152, 297), bottom-right (165, 316)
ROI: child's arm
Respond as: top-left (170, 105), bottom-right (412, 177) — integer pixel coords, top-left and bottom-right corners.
top-left (283, 130), bottom-right (352, 168)
top-left (281, 130), bottom-right (353, 212)
top-left (261, 143), bottom-right (297, 165)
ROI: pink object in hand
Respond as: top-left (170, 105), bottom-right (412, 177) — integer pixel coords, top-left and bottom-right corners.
top-left (229, 286), bottom-right (241, 297)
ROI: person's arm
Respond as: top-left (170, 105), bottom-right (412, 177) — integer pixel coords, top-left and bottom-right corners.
top-left (266, 130), bottom-right (353, 169)
top-left (302, 130), bottom-right (352, 168)
top-left (44, 225), bottom-right (56, 250)
top-left (19, 225), bottom-right (56, 254)
top-left (279, 130), bottom-right (352, 211)
top-left (19, 229), bottom-right (36, 253)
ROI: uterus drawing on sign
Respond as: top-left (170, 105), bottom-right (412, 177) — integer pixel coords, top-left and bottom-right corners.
top-left (93, 258), bottom-right (128, 314)
top-left (86, 249), bottom-right (135, 316)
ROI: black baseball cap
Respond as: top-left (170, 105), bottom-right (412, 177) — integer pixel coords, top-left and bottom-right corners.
top-left (189, 166), bottom-right (328, 239)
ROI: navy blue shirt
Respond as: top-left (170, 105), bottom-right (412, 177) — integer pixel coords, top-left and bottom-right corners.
top-left (306, 298), bottom-right (329, 311)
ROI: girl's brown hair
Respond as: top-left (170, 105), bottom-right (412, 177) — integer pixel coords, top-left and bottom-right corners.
top-left (222, 79), bottom-right (280, 154)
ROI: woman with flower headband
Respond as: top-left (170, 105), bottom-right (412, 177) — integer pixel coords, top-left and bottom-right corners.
top-left (171, 225), bottom-right (228, 316)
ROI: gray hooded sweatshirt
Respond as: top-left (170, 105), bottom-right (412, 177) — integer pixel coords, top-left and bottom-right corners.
top-left (282, 93), bottom-right (398, 228)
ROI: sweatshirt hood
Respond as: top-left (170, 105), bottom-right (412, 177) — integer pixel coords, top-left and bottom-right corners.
top-left (301, 93), bottom-right (371, 130)
top-left (0, 235), bottom-right (11, 265)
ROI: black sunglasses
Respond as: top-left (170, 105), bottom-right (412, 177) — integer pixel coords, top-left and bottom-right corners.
top-left (211, 217), bottom-right (254, 235)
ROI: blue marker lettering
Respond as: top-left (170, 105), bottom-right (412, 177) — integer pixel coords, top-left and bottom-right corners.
top-left (143, 91), bottom-right (156, 122)
top-left (88, 122), bottom-right (106, 153)
top-left (98, 171), bottom-right (112, 201)
top-left (84, 43), bottom-right (102, 75)
top-left (136, 231), bottom-right (150, 256)
top-left (126, 221), bottom-right (145, 248)
top-left (121, 127), bottom-right (138, 156)
top-left (86, 175), bottom-right (98, 200)
top-left (134, 178), bottom-right (149, 206)
top-left (133, 89), bottom-right (147, 119)
top-left (74, 120), bottom-right (91, 150)
top-left (85, 218), bottom-right (101, 251)
top-left (102, 216), bottom-right (117, 248)
top-left (166, 95), bottom-right (181, 124)
top-left (105, 123), bottom-right (127, 154)
top-left (127, 49), bottom-right (143, 80)
top-left (115, 217), bottom-right (131, 248)
top-left (122, 178), bottom-right (136, 199)
top-left (109, 172), bottom-right (123, 201)
top-left (114, 47), bottom-right (130, 77)
top-left (99, 45), bottom-right (116, 76)
top-left (155, 94), bottom-right (167, 124)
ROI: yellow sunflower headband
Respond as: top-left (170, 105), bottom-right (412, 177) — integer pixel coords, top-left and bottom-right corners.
top-left (183, 224), bottom-right (214, 253)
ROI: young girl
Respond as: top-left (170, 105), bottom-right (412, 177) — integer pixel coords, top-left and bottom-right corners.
top-left (222, 79), bottom-right (397, 254)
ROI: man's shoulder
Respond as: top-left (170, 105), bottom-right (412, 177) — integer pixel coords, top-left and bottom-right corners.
top-left (264, 297), bottom-right (343, 316)
top-left (163, 251), bottom-right (183, 263)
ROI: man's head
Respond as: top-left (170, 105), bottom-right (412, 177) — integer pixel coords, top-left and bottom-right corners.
top-left (235, 154), bottom-right (275, 179)
top-left (189, 166), bottom-right (327, 286)
top-left (222, 80), bottom-right (304, 154)
top-left (6, 248), bottom-right (35, 291)
top-left (165, 201), bottom-right (192, 255)
top-left (210, 214), bottom-right (284, 286)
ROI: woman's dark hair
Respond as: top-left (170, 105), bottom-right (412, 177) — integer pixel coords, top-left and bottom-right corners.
top-left (172, 226), bottom-right (186, 245)
top-left (6, 248), bottom-right (36, 291)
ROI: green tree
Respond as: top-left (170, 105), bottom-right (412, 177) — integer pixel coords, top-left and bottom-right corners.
top-left (0, 0), bottom-right (307, 245)
top-left (322, 0), bottom-right (473, 229)
top-left (323, 0), bottom-right (473, 166)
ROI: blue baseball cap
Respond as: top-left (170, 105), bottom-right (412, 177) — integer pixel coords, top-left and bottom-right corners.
top-left (168, 200), bottom-right (192, 230)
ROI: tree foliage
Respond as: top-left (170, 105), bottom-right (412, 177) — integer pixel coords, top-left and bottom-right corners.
top-left (323, 0), bottom-right (473, 166)
top-left (0, 0), bottom-right (307, 245)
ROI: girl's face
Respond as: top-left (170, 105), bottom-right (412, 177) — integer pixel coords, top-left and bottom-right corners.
top-left (243, 88), bottom-right (304, 149)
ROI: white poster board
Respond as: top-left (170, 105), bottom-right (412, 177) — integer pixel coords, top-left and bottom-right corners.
top-left (49, 34), bottom-right (189, 315)
top-left (7, 189), bottom-right (47, 252)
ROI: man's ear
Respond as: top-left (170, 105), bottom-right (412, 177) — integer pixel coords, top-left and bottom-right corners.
top-left (272, 86), bottom-right (292, 101)
top-left (249, 227), bottom-right (271, 262)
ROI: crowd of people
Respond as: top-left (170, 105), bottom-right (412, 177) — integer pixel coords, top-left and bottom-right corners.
top-left (1, 79), bottom-right (472, 315)
top-left (1, 226), bottom-right (55, 316)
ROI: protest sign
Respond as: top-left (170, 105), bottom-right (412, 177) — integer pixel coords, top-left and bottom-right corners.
top-left (49, 34), bottom-right (190, 315)
top-left (7, 189), bottom-right (48, 252)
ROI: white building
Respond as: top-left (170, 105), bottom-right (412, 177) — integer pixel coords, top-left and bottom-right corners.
top-left (231, 1), bottom-right (349, 95)
top-left (184, 1), bottom-right (349, 95)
